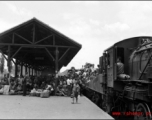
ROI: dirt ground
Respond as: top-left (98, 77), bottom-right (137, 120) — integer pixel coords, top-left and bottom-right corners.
top-left (0, 95), bottom-right (113, 119)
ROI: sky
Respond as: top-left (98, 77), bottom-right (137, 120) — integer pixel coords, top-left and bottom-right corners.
top-left (1, 1), bottom-right (152, 72)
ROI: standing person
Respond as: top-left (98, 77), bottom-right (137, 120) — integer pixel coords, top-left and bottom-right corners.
top-left (23, 72), bottom-right (28, 96)
top-left (3, 74), bottom-right (10, 95)
top-left (66, 76), bottom-right (72, 96)
top-left (71, 81), bottom-right (80, 104)
top-left (70, 76), bottom-right (75, 97)
top-left (4, 74), bottom-right (9, 85)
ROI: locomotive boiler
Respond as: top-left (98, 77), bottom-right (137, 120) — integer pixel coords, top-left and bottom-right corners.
top-left (83, 36), bottom-right (152, 120)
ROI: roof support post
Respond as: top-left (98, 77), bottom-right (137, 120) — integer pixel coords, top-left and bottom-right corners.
top-left (0, 50), bottom-right (8, 61)
top-left (33, 69), bottom-right (35, 76)
top-left (25, 64), bottom-right (27, 73)
top-left (55, 47), bottom-right (59, 94)
top-left (32, 67), bottom-right (33, 76)
top-left (15, 59), bottom-right (18, 77)
top-left (20, 62), bottom-right (23, 77)
top-left (0, 51), bottom-right (17, 70)
top-left (29, 67), bottom-right (30, 76)
top-left (35, 69), bottom-right (37, 76)
top-left (7, 45), bottom-right (11, 73)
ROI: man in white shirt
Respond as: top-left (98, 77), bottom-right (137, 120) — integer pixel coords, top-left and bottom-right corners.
top-left (67, 77), bottom-right (72, 96)
top-left (67, 78), bottom-right (72, 86)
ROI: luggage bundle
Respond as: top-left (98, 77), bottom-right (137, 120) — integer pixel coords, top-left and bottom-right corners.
top-left (40, 90), bottom-right (50, 98)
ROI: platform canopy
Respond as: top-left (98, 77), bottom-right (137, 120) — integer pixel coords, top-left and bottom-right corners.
top-left (0, 18), bottom-right (82, 74)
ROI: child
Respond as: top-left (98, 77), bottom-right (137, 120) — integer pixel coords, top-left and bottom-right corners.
top-left (72, 81), bottom-right (80, 104)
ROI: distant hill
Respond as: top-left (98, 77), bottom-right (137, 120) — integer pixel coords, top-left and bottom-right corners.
top-left (58, 69), bottom-right (69, 76)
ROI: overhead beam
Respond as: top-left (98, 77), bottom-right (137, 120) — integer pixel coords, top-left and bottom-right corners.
top-left (0, 23), bottom-right (33, 39)
top-left (15, 23), bottom-right (34, 34)
top-left (35, 35), bottom-right (53, 44)
top-left (59, 48), bottom-right (70, 62)
top-left (0, 50), bottom-right (7, 60)
top-left (0, 50), bottom-right (16, 64)
top-left (12, 59), bottom-right (16, 65)
top-left (0, 43), bottom-right (75, 48)
top-left (15, 33), bottom-right (33, 44)
top-left (44, 47), bottom-right (55, 61)
top-left (10, 47), bottom-right (22, 59)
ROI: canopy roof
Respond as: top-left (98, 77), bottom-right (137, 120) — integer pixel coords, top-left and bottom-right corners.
top-left (0, 18), bottom-right (82, 73)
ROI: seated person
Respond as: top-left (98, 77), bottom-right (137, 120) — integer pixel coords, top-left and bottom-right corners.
top-left (26, 78), bottom-right (32, 92)
top-left (17, 76), bottom-right (23, 86)
top-left (9, 81), bottom-right (17, 95)
top-left (40, 83), bottom-right (52, 98)
top-left (16, 82), bottom-right (22, 92)
top-left (45, 83), bottom-right (54, 92)
top-left (13, 79), bottom-right (21, 92)
top-left (3, 74), bottom-right (9, 85)
top-left (1, 78), bottom-right (5, 85)
top-left (35, 90), bottom-right (43, 97)
top-left (49, 82), bottom-right (55, 95)
top-left (117, 57), bottom-right (130, 80)
top-left (1, 76), bottom-right (9, 85)
top-left (40, 81), bottom-right (46, 90)
top-left (34, 82), bottom-right (44, 97)
top-left (0, 84), bottom-right (4, 94)
top-left (62, 81), bottom-right (68, 96)
top-left (36, 81), bottom-right (53, 98)
top-left (56, 81), bottom-right (66, 96)
top-left (30, 83), bottom-right (38, 96)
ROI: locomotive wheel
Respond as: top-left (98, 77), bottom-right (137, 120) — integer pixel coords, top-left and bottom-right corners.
top-left (98, 99), bottom-right (103, 109)
top-left (101, 98), bottom-right (108, 112)
top-left (134, 103), bottom-right (151, 120)
top-left (91, 93), bottom-right (96, 102)
top-left (94, 94), bottom-right (100, 105)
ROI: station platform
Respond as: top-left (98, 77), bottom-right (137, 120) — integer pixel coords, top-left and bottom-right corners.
top-left (0, 95), bottom-right (114, 119)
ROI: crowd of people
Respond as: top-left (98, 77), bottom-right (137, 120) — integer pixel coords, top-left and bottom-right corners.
top-left (56, 63), bottom-right (100, 97)
top-left (0, 72), bottom-right (56, 98)
top-left (0, 63), bottom-right (99, 102)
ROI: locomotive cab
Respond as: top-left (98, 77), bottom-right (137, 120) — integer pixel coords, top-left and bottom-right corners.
top-left (102, 37), bottom-right (147, 90)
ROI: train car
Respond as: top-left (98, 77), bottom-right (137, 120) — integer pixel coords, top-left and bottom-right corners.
top-left (83, 36), bottom-right (152, 120)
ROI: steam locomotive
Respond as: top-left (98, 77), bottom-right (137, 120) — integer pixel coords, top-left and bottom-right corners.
top-left (83, 36), bottom-right (152, 120)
